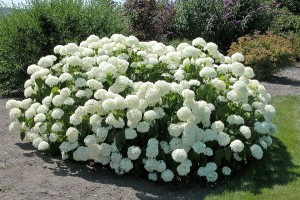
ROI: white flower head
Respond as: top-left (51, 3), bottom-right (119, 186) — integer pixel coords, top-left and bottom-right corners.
top-left (66, 127), bottom-right (79, 143)
top-left (125, 128), bottom-right (137, 139)
top-left (137, 121), bottom-right (150, 133)
top-left (211, 121), bottom-right (224, 133)
top-left (192, 37), bottom-right (207, 47)
top-left (38, 141), bottom-right (50, 151)
top-left (222, 166), bottom-right (232, 175)
top-left (230, 140), bottom-right (244, 153)
top-left (231, 52), bottom-right (244, 63)
top-left (250, 144), bottom-right (263, 159)
top-left (161, 169), bottom-right (174, 182)
top-left (51, 108), bottom-right (64, 119)
top-left (171, 149), bottom-right (187, 163)
top-left (127, 146), bottom-right (142, 160)
top-left (177, 107), bottom-right (193, 122)
top-left (199, 67), bottom-right (217, 79)
top-left (73, 146), bottom-right (89, 161)
top-left (240, 125), bottom-right (251, 139)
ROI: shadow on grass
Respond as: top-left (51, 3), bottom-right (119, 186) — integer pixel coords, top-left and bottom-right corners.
top-left (208, 137), bottom-right (299, 197)
top-left (15, 137), bottom-right (299, 199)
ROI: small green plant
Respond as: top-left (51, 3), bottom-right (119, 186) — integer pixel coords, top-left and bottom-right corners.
top-left (0, 163), bottom-right (12, 170)
top-left (228, 32), bottom-right (296, 79)
top-left (0, 184), bottom-right (14, 193)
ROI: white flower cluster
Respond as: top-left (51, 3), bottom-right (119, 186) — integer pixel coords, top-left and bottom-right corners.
top-left (6, 34), bottom-right (277, 183)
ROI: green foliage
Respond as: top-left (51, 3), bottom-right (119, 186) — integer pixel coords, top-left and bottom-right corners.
top-left (291, 35), bottom-right (300, 61)
top-left (167, 38), bottom-right (191, 47)
top-left (228, 32), bottom-right (296, 79)
top-left (171, 0), bottom-right (276, 51)
top-left (275, 0), bottom-right (300, 14)
top-left (269, 9), bottom-right (300, 60)
top-left (0, 0), bottom-right (130, 96)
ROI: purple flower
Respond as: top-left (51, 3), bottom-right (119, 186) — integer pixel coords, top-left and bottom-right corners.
top-left (166, 1), bottom-right (174, 12)
top-left (234, 20), bottom-right (241, 25)
top-left (257, 6), bottom-right (264, 12)
top-left (224, 0), bottom-right (232, 7)
top-left (223, 12), bottom-right (233, 19)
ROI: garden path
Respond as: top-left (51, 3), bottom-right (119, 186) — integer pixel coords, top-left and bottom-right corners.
top-left (260, 62), bottom-right (300, 97)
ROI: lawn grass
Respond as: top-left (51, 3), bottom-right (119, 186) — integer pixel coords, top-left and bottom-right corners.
top-left (205, 95), bottom-right (300, 200)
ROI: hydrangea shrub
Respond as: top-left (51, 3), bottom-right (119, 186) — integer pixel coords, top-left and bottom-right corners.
top-left (6, 34), bottom-right (277, 183)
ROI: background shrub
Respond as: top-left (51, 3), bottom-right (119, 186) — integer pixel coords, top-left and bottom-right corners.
top-left (290, 35), bottom-right (300, 61)
top-left (170, 0), bottom-right (276, 51)
top-left (124, 0), bottom-right (175, 42)
top-left (228, 32), bottom-right (295, 79)
top-left (275, 0), bottom-right (300, 14)
top-left (167, 38), bottom-right (191, 47)
top-left (269, 8), bottom-right (300, 60)
top-left (0, 0), bottom-right (129, 96)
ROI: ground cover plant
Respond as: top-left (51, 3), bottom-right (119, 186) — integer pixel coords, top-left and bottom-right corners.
top-left (6, 34), bottom-right (277, 183)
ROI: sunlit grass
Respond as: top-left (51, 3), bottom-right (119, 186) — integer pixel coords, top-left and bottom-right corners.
top-left (205, 95), bottom-right (300, 200)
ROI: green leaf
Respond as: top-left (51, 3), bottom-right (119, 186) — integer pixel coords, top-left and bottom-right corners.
top-left (216, 102), bottom-right (230, 119)
top-left (106, 74), bottom-right (114, 86)
top-left (185, 64), bottom-right (191, 73)
top-left (114, 114), bottom-right (119, 121)
top-left (216, 148), bottom-right (224, 159)
top-left (196, 85), bottom-right (208, 100)
top-left (115, 130), bottom-right (126, 149)
top-left (51, 86), bottom-right (59, 94)
top-left (106, 129), bottom-right (116, 143)
top-left (20, 130), bottom-right (26, 141)
top-left (189, 151), bottom-right (201, 162)
top-left (35, 78), bottom-right (43, 90)
top-left (214, 149), bottom-right (224, 166)
top-left (224, 149), bottom-right (232, 161)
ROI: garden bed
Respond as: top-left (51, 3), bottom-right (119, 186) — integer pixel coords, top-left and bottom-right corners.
top-left (1, 64), bottom-right (299, 200)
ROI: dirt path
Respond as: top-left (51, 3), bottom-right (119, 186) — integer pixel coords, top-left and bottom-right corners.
top-left (0, 64), bottom-right (299, 200)
top-left (260, 63), bottom-right (300, 97)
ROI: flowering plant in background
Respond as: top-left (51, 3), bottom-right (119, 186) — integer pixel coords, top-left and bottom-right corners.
top-left (172, 0), bottom-right (277, 50)
top-left (6, 34), bottom-right (277, 183)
